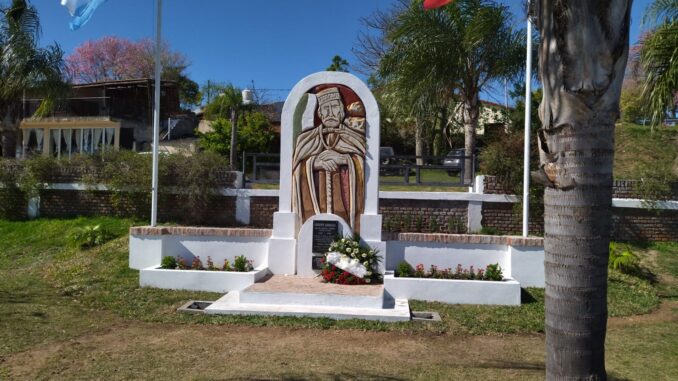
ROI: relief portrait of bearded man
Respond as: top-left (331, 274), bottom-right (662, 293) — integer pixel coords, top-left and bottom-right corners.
top-left (292, 86), bottom-right (366, 232)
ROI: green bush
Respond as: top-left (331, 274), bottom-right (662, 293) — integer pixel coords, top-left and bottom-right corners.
top-left (484, 263), bottom-right (504, 281)
top-left (479, 226), bottom-right (502, 236)
top-left (396, 261), bottom-right (413, 277)
top-left (609, 242), bottom-right (640, 274)
top-left (69, 224), bottom-right (113, 248)
top-left (161, 256), bottom-right (177, 269)
top-left (233, 255), bottom-right (254, 272)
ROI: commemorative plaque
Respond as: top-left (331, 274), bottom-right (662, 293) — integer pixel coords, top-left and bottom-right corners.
top-left (312, 220), bottom-right (339, 254)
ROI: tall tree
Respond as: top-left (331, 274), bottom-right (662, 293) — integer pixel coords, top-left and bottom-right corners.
top-left (326, 55), bottom-right (349, 72)
top-left (0, 0), bottom-right (66, 157)
top-left (639, 0), bottom-right (677, 124)
top-left (66, 36), bottom-right (201, 108)
top-left (534, 0), bottom-right (632, 379)
top-left (378, 0), bottom-right (524, 183)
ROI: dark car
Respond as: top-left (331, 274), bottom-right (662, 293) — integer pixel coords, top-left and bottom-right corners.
top-left (380, 147), bottom-right (411, 176)
top-left (442, 149), bottom-right (465, 176)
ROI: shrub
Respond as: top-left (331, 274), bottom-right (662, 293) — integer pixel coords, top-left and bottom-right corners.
top-left (233, 255), bottom-right (254, 272)
top-left (191, 256), bottom-right (204, 270)
top-left (161, 256), bottom-right (177, 269)
top-left (222, 259), bottom-right (232, 271)
top-left (484, 263), bottom-right (504, 281)
top-left (69, 224), bottom-right (113, 248)
top-left (176, 257), bottom-right (188, 270)
top-left (609, 242), bottom-right (640, 274)
top-left (206, 256), bottom-right (218, 271)
top-left (396, 261), bottom-right (413, 277)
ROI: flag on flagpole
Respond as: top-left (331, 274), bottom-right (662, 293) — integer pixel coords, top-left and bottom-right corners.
top-left (424, 0), bottom-right (453, 10)
top-left (60, 0), bottom-right (108, 30)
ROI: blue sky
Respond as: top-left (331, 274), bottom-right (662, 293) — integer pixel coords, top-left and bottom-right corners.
top-left (30, 0), bottom-right (653, 102)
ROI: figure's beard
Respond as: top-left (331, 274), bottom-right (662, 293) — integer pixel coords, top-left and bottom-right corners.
top-left (322, 118), bottom-right (340, 128)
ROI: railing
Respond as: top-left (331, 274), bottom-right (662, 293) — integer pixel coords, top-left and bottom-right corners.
top-left (242, 153), bottom-right (476, 187)
top-left (24, 97), bottom-right (111, 119)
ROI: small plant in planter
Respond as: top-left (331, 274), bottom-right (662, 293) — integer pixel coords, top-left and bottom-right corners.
top-left (206, 256), bottom-right (218, 271)
top-left (161, 256), bottom-right (177, 269)
top-left (191, 256), bottom-right (204, 270)
top-left (233, 255), bottom-right (254, 272)
top-left (222, 259), bottom-right (232, 271)
top-left (396, 261), bottom-right (413, 277)
top-left (176, 257), bottom-right (188, 270)
top-left (321, 236), bottom-right (382, 285)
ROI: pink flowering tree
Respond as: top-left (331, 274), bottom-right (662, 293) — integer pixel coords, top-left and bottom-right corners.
top-left (66, 36), bottom-right (200, 107)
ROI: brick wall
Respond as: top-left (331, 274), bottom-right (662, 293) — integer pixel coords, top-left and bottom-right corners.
top-left (612, 208), bottom-right (678, 242)
top-left (380, 199), bottom-right (468, 234)
top-left (0, 188), bottom-right (28, 220)
top-left (38, 190), bottom-right (238, 227)
top-left (250, 197), bottom-right (278, 228)
top-left (481, 202), bottom-right (544, 236)
top-left (484, 176), bottom-right (678, 200)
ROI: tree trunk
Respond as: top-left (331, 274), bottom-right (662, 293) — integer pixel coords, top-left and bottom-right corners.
top-left (1, 106), bottom-right (20, 158)
top-left (536, 1), bottom-right (632, 379)
top-left (415, 118), bottom-right (424, 166)
top-left (462, 93), bottom-right (479, 185)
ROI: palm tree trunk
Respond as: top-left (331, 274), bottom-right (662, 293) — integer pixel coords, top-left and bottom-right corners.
top-left (462, 94), bottom-right (479, 185)
top-left (415, 118), bottom-right (424, 165)
top-left (536, 1), bottom-right (632, 379)
top-left (1, 107), bottom-right (19, 158)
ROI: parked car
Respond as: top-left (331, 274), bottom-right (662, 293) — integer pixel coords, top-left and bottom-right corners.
top-left (379, 147), bottom-right (412, 176)
top-left (442, 149), bottom-right (472, 176)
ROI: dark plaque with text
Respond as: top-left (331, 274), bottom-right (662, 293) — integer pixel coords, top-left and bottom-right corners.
top-left (312, 220), bottom-right (339, 254)
top-left (311, 256), bottom-right (325, 271)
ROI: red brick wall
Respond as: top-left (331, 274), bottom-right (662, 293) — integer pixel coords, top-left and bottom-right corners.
top-left (0, 188), bottom-right (28, 220)
top-left (250, 197), bottom-right (278, 228)
top-left (38, 190), bottom-right (237, 227)
top-left (612, 208), bottom-right (678, 242)
top-left (380, 199), bottom-right (468, 233)
top-left (481, 202), bottom-right (544, 235)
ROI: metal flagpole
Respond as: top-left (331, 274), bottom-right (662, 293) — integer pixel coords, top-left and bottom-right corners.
top-left (522, 16), bottom-right (533, 238)
top-left (151, 0), bottom-right (162, 227)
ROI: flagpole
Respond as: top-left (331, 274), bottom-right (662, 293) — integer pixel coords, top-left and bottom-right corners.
top-left (151, 0), bottom-right (162, 227)
top-left (522, 17), bottom-right (533, 238)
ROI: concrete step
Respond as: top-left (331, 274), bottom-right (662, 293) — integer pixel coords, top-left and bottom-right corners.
top-left (239, 275), bottom-right (386, 309)
top-left (204, 292), bottom-right (411, 322)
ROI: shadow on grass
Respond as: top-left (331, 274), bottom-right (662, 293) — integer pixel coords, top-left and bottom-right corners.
top-left (521, 288), bottom-right (540, 304)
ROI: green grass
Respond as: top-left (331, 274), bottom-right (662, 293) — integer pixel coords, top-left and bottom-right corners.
top-left (0, 218), bottom-right (668, 351)
top-left (0, 218), bottom-right (676, 380)
top-left (614, 122), bottom-right (678, 180)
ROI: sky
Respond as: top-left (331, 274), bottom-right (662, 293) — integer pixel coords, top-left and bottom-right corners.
top-left (29, 0), bottom-right (654, 103)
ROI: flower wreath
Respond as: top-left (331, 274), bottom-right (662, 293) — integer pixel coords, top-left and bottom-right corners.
top-left (320, 236), bottom-right (382, 285)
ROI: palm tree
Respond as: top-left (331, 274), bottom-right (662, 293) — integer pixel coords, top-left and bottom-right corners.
top-left (379, 0), bottom-right (524, 183)
top-left (534, 0), bottom-right (632, 379)
top-left (201, 83), bottom-right (248, 169)
top-left (326, 55), bottom-right (349, 72)
top-left (0, 0), bottom-right (66, 157)
top-left (640, 0), bottom-right (677, 125)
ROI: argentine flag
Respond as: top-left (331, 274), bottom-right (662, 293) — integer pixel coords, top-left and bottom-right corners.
top-left (61, 0), bottom-right (108, 30)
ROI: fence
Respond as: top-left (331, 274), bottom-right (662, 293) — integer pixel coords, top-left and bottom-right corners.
top-left (241, 152), bottom-right (477, 188)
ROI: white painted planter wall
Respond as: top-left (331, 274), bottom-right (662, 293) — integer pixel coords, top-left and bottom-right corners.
top-left (129, 234), bottom-right (269, 271)
top-left (140, 266), bottom-right (269, 293)
top-left (384, 272), bottom-right (521, 306)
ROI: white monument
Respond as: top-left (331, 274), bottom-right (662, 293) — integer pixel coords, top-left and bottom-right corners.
top-left (267, 71), bottom-right (384, 277)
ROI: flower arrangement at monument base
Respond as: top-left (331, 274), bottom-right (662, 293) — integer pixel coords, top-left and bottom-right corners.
top-left (320, 236), bottom-right (381, 285)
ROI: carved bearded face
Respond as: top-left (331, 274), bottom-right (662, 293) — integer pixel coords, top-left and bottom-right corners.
top-left (318, 99), bottom-right (345, 129)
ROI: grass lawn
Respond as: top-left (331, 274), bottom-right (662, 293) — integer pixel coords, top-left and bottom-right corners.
top-left (1, 217), bottom-right (676, 380)
top-left (614, 122), bottom-right (678, 180)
